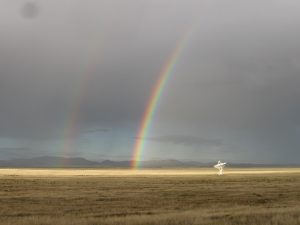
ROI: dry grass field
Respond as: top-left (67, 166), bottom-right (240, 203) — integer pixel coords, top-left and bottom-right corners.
top-left (0, 168), bottom-right (299, 225)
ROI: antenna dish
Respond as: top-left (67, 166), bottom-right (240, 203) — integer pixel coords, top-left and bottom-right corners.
top-left (214, 161), bottom-right (227, 175)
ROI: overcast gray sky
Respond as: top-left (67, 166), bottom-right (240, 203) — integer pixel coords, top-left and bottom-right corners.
top-left (0, 0), bottom-right (300, 163)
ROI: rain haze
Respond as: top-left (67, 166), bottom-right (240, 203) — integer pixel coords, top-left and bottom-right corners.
top-left (1, 0), bottom-right (300, 164)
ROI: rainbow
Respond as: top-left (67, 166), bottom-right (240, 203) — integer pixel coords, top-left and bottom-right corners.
top-left (131, 31), bottom-right (191, 168)
top-left (60, 44), bottom-right (101, 166)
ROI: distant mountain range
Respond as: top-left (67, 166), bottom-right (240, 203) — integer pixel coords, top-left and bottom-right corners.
top-left (0, 156), bottom-right (298, 168)
top-left (0, 156), bottom-right (100, 168)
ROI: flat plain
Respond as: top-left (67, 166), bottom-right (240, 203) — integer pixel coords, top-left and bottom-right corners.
top-left (0, 168), bottom-right (299, 225)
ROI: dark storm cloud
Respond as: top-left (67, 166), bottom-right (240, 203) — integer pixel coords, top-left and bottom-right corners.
top-left (1, 0), bottom-right (300, 162)
top-left (84, 128), bottom-right (110, 133)
top-left (0, 0), bottom-right (197, 139)
top-left (143, 135), bottom-right (223, 147)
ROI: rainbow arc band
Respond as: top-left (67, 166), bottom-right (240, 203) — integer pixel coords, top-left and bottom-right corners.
top-left (131, 30), bottom-right (192, 169)
top-left (61, 42), bottom-right (102, 166)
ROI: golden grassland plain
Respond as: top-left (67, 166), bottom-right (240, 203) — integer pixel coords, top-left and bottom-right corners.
top-left (0, 168), bottom-right (299, 225)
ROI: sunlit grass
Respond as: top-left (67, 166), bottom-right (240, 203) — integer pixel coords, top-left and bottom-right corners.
top-left (0, 168), bottom-right (299, 225)
top-left (0, 168), bottom-right (299, 176)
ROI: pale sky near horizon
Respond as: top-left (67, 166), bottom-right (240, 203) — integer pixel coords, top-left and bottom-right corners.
top-left (1, 0), bottom-right (300, 163)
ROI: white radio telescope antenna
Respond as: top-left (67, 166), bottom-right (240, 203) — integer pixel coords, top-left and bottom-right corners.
top-left (214, 161), bottom-right (227, 175)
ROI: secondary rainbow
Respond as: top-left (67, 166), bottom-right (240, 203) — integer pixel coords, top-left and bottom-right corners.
top-left (60, 43), bottom-right (102, 166)
top-left (131, 31), bottom-right (191, 168)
